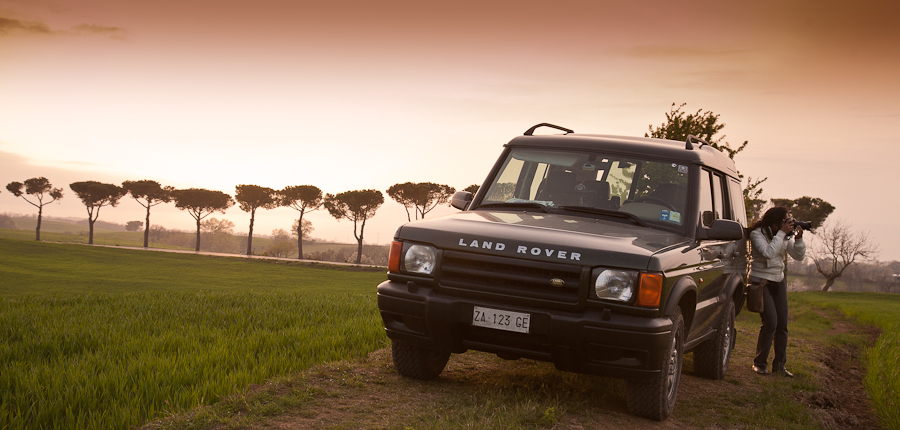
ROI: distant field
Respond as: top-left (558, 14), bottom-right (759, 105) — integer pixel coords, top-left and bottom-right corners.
top-left (1, 217), bottom-right (369, 256)
top-left (0, 238), bottom-right (388, 430)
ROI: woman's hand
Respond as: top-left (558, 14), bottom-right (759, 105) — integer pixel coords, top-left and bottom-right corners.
top-left (780, 219), bottom-right (794, 234)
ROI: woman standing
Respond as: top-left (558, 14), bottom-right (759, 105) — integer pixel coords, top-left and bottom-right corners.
top-left (749, 207), bottom-right (806, 377)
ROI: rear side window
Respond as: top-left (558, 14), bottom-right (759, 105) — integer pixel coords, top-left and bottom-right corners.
top-left (697, 170), bottom-right (714, 227)
top-left (712, 173), bottom-right (725, 222)
top-left (727, 178), bottom-right (748, 227)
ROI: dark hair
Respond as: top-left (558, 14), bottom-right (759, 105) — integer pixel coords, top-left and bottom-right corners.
top-left (750, 206), bottom-right (788, 232)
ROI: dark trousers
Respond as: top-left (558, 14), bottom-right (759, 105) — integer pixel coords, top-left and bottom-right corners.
top-left (754, 278), bottom-right (788, 369)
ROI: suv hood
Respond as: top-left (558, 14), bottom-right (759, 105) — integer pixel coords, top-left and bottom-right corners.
top-left (395, 210), bottom-right (689, 270)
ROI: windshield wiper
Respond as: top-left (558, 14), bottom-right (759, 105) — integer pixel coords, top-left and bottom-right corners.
top-left (558, 205), bottom-right (647, 227)
top-left (477, 202), bottom-right (551, 213)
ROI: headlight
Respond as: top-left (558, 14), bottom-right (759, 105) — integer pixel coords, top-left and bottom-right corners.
top-left (403, 244), bottom-right (436, 275)
top-left (593, 269), bottom-right (637, 302)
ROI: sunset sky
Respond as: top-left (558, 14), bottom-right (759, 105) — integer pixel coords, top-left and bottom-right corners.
top-left (2, 0), bottom-right (899, 261)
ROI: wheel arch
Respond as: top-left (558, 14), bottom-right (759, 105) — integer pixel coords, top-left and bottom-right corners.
top-left (724, 272), bottom-right (746, 317)
top-left (664, 276), bottom-right (697, 335)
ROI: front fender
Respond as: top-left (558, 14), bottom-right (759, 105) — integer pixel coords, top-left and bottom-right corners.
top-left (724, 273), bottom-right (746, 317)
top-left (664, 276), bottom-right (697, 333)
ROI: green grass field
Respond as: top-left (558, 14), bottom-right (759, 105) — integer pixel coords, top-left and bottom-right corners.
top-left (3, 236), bottom-right (898, 429)
top-left (0, 238), bottom-right (388, 430)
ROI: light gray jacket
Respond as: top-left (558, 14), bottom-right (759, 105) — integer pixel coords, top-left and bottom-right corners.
top-left (749, 227), bottom-right (806, 282)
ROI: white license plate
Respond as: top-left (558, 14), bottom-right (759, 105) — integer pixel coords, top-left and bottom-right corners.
top-left (472, 306), bottom-right (531, 334)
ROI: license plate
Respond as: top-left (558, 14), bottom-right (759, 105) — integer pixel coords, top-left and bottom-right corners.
top-left (472, 306), bottom-right (531, 334)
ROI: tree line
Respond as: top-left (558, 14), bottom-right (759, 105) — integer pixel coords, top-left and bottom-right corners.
top-left (3, 104), bottom-right (883, 279)
top-left (4, 179), bottom-right (471, 265)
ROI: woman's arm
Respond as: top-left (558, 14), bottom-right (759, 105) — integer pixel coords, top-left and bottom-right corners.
top-left (750, 228), bottom-right (786, 260)
top-left (788, 234), bottom-right (806, 261)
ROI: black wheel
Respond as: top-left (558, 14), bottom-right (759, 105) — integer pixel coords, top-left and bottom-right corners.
top-left (626, 306), bottom-right (684, 421)
top-left (694, 300), bottom-right (735, 380)
top-left (391, 340), bottom-right (450, 380)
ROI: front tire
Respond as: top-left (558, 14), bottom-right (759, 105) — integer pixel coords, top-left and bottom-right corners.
top-left (694, 300), bottom-right (735, 380)
top-left (391, 340), bottom-right (450, 380)
top-left (626, 306), bottom-right (684, 421)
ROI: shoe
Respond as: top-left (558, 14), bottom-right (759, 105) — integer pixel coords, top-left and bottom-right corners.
top-left (752, 365), bottom-right (769, 375)
top-left (773, 366), bottom-right (794, 378)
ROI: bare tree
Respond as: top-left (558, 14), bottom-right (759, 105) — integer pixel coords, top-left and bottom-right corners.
top-left (200, 217), bottom-right (238, 253)
top-left (811, 219), bottom-right (880, 291)
top-left (280, 185), bottom-right (323, 259)
top-left (6, 177), bottom-right (64, 241)
top-left (291, 218), bottom-right (314, 241)
top-left (265, 228), bottom-right (294, 258)
top-left (69, 181), bottom-right (126, 244)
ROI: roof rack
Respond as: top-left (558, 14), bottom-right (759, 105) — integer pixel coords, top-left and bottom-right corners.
top-left (685, 134), bottom-right (710, 150)
top-left (524, 123), bottom-right (574, 136)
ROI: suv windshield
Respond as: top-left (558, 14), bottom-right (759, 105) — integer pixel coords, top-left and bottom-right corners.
top-left (479, 148), bottom-right (690, 230)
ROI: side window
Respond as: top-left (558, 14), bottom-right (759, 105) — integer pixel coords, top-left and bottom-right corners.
top-left (712, 172), bottom-right (725, 222)
top-left (727, 178), bottom-right (748, 227)
top-left (698, 170), bottom-right (714, 227)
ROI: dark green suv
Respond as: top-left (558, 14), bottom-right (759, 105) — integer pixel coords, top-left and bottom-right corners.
top-left (376, 123), bottom-right (748, 420)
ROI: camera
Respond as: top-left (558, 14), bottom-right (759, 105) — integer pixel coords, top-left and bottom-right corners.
top-left (789, 219), bottom-right (812, 231)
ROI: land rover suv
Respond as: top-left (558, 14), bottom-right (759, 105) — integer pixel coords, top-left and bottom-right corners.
top-left (376, 123), bottom-right (748, 420)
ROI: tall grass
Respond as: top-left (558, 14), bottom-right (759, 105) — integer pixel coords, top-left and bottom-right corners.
top-left (794, 292), bottom-right (900, 430)
top-left (0, 238), bottom-right (388, 430)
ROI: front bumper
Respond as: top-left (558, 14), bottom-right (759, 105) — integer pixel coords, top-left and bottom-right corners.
top-left (377, 279), bottom-right (673, 380)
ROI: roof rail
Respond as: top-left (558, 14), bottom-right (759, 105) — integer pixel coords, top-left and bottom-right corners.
top-left (524, 123), bottom-right (574, 136)
top-left (685, 134), bottom-right (710, 150)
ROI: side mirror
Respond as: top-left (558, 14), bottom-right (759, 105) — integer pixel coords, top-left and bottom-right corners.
top-left (450, 191), bottom-right (473, 211)
top-left (696, 219), bottom-right (744, 241)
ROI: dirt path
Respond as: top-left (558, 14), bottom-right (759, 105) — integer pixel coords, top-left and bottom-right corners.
top-left (799, 312), bottom-right (882, 429)
top-left (223, 309), bottom-right (880, 430)
top-left (144, 309), bottom-right (880, 430)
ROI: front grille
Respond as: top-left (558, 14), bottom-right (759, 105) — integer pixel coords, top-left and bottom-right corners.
top-left (438, 250), bottom-right (585, 306)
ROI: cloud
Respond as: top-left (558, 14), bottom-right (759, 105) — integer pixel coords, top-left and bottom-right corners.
top-left (0, 16), bottom-right (126, 39)
top-left (70, 23), bottom-right (126, 40)
top-left (0, 16), bottom-right (52, 35)
top-left (622, 46), bottom-right (751, 60)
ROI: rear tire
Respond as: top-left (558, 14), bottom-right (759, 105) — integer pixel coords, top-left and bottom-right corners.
top-left (391, 340), bottom-right (450, 380)
top-left (694, 300), bottom-right (735, 380)
top-left (626, 306), bottom-right (684, 421)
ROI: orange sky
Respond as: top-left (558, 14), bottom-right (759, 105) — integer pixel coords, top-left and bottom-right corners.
top-left (2, 0), bottom-right (899, 260)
